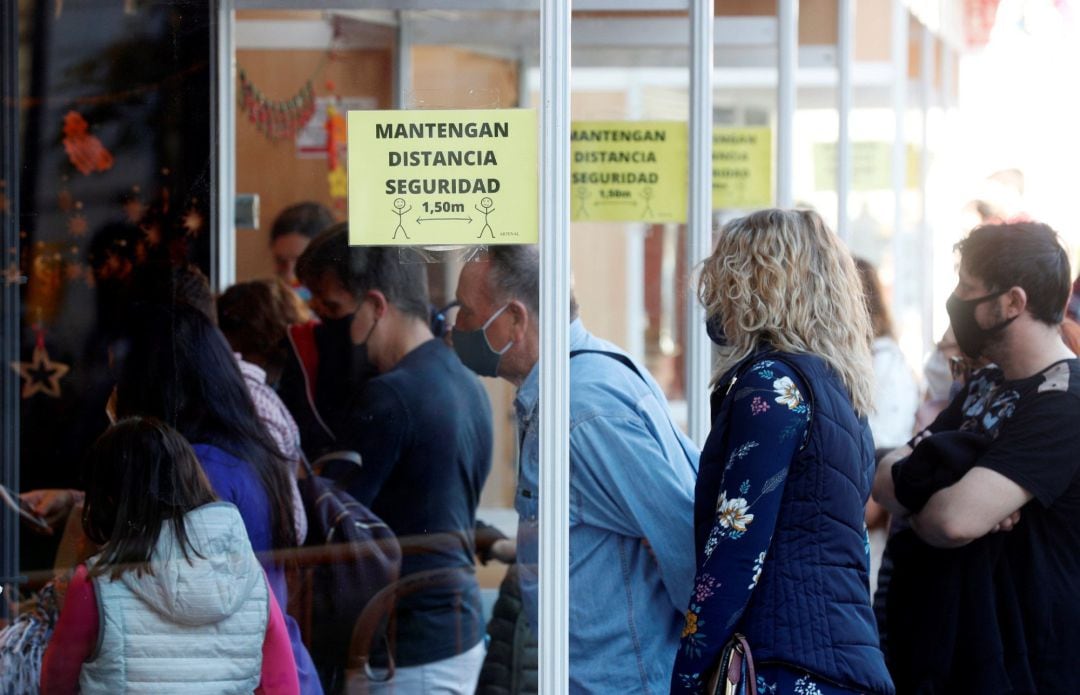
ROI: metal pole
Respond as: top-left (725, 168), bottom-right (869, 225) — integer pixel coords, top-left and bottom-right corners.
top-left (837, 0), bottom-right (854, 241)
top-left (777, 0), bottom-right (799, 208)
top-left (212, 0), bottom-right (236, 292)
top-left (1, 0), bottom-right (21, 611)
top-left (891, 0), bottom-right (908, 324)
top-left (919, 25), bottom-right (933, 354)
top-left (395, 11), bottom-right (413, 108)
top-left (539, 0), bottom-right (571, 692)
top-left (686, 0), bottom-right (714, 446)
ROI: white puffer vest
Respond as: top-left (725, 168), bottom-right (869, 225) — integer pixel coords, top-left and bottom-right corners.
top-left (79, 502), bottom-right (270, 694)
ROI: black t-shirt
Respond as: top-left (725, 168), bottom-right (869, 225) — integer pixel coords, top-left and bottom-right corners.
top-left (927, 359), bottom-right (1080, 691)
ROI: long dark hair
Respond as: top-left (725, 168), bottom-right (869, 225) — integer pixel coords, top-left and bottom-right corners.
top-left (112, 302), bottom-right (297, 550)
top-left (83, 417), bottom-right (218, 579)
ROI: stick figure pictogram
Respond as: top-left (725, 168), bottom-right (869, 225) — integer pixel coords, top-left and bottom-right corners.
top-left (392, 198), bottom-right (412, 240)
top-left (475, 197), bottom-right (495, 239)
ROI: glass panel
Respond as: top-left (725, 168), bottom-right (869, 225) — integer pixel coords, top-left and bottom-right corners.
top-left (4, 3), bottom-right (544, 693)
top-left (233, 6), bottom-right (542, 692)
top-left (566, 9), bottom-right (699, 690)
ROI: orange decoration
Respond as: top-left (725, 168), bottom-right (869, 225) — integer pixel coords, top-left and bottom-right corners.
top-left (68, 214), bottom-right (88, 237)
top-left (62, 111), bottom-right (114, 176)
top-left (182, 208), bottom-right (204, 237)
top-left (325, 105), bottom-right (347, 171)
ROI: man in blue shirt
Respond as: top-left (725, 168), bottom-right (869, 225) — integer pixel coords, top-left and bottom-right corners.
top-left (325, 226), bottom-right (493, 694)
top-left (452, 245), bottom-right (699, 693)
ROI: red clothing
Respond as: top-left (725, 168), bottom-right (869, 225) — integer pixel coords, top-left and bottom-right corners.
top-left (41, 564), bottom-right (299, 694)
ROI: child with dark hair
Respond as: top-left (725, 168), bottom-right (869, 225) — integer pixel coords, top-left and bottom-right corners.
top-left (219, 278), bottom-right (308, 386)
top-left (40, 417), bottom-right (298, 694)
top-left (112, 303), bottom-right (323, 694)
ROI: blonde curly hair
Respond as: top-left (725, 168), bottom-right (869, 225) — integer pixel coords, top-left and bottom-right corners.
top-left (698, 208), bottom-right (875, 416)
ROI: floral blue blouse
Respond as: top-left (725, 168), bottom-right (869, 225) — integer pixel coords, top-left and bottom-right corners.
top-left (671, 360), bottom-right (860, 695)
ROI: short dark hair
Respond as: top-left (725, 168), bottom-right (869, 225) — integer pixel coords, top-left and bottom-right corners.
top-left (348, 242), bottom-right (430, 322)
top-left (83, 417), bottom-right (218, 580)
top-left (295, 225), bottom-right (357, 294)
top-left (486, 245), bottom-right (578, 321)
top-left (270, 202), bottom-right (335, 242)
top-left (957, 222), bottom-right (1071, 325)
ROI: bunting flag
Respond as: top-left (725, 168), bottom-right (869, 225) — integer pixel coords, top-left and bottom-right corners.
top-left (238, 68), bottom-right (317, 142)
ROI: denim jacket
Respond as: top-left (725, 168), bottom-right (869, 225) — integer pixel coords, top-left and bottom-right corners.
top-left (515, 320), bottom-right (699, 694)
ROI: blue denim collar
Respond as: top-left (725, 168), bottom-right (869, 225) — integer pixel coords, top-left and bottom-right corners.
top-left (514, 318), bottom-right (588, 418)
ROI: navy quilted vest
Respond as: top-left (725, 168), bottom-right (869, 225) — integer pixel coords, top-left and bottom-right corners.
top-left (695, 350), bottom-right (895, 695)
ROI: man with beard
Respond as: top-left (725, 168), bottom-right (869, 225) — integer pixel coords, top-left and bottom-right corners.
top-left (874, 222), bottom-right (1080, 693)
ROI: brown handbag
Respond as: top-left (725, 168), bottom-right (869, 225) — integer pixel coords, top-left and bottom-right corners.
top-left (704, 633), bottom-right (758, 695)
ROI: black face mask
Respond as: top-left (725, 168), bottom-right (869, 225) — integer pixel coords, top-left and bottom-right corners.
top-left (319, 312), bottom-right (355, 339)
top-left (706, 312), bottom-right (727, 346)
top-left (945, 289), bottom-right (1016, 359)
top-left (317, 311), bottom-right (375, 385)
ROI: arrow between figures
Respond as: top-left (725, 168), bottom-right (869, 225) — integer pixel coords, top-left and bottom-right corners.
top-left (416, 216), bottom-right (474, 224)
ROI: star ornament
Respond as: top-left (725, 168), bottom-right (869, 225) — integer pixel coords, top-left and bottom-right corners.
top-left (11, 344), bottom-right (70, 399)
top-left (328, 165), bottom-right (347, 199)
top-left (68, 214), bottom-right (88, 237)
top-left (3, 263), bottom-right (24, 285)
top-left (182, 207), bottom-right (204, 237)
top-left (124, 198), bottom-right (147, 224)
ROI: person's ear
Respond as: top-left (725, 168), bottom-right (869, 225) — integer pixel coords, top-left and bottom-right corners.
top-left (1004, 286), bottom-right (1027, 319)
top-left (506, 300), bottom-right (530, 343)
top-left (366, 290), bottom-right (389, 320)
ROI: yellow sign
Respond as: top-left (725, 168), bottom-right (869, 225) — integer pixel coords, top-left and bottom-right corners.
top-left (347, 109), bottom-right (538, 246)
top-left (713, 127), bottom-right (772, 209)
top-left (813, 141), bottom-right (920, 191)
top-left (570, 121), bottom-right (687, 223)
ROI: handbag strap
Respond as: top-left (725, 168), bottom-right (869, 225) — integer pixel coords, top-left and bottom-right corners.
top-left (725, 633), bottom-right (757, 695)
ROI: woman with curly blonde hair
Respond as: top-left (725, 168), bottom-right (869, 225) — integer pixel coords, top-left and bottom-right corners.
top-left (672, 209), bottom-right (894, 695)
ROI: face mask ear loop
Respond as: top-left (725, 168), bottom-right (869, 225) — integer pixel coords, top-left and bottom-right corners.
top-left (482, 303), bottom-right (515, 355)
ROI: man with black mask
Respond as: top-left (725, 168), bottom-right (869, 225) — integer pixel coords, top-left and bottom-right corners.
top-left (324, 229), bottom-right (493, 693)
top-left (279, 226), bottom-right (378, 458)
top-left (873, 222), bottom-right (1080, 693)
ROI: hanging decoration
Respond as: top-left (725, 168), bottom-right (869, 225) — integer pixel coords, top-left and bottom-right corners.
top-left (10, 327), bottom-right (70, 400)
top-left (3, 263), bottom-right (24, 286)
top-left (325, 100), bottom-right (348, 209)
top-left (123, 186), bottom-right (147, 224)
top-left (62, 111), bottom-right (114, 176)
top-left (27, 244), bottom-right (67, 324)
top-left (67, 213), bottom-right (88, 237)
top-left (183, 205), bottom-right (204, 238)
top-left (238, 68), bottom-right (317, 142)
top-left (328, 166), bottom-right (348, 200)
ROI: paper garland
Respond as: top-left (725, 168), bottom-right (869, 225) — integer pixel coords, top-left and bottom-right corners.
top-left (238, 68), bottom-right (317, 142)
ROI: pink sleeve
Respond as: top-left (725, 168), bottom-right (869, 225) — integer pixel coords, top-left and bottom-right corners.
top-left (41, 564), bottom-right (99, 695)
top-left (256, 582), bottom-right (300, 695)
